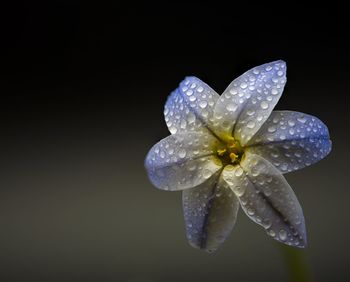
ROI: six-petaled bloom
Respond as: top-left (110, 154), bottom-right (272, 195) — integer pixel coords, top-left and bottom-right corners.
top-left (145, 61), bottom-right (331, 253)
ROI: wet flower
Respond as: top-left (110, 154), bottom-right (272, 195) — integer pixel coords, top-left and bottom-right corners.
top-left (145, 61), bottom-right (331, 252)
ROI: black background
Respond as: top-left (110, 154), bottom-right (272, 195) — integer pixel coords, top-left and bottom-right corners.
top-left (1, 2), bottom-right (349, 282)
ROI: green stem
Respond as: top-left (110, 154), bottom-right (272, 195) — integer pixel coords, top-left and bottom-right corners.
top-left (279, 244), bottom-right (313, 282)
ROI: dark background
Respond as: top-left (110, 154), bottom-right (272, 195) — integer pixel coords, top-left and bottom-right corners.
top-left (1, 2), bottom-right (348, 282)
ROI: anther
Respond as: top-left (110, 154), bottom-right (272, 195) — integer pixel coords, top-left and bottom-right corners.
top-left (217, 149), bottom-right (226, 156)
top-left (230, 152), bottom-right (238, 162)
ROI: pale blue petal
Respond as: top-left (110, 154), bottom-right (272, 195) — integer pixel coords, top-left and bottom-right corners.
top-left (246, 111), bottom-right (332, 173)
top-left (213, 60), bottom-right (286, 145)
top-left (164, 77), bottom-right (219, 135)
top-left (183, 172), bottom-right (239, 252)
top-left (145, 132), bottom-right (222, 191)
top-left (222, 152), bottom-right (307, 247)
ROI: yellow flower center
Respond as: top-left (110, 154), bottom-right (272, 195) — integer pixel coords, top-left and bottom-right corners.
top-left (215, 137), bottom-right (244, 166)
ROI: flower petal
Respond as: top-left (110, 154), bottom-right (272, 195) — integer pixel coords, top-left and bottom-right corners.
top-left (222, 152), bottom-right (307, 247)
top-left (213, 60), bottom-right (286, 145)
top-left (145, 132), bottom-right (222, 191)
top-left (164, 77), bottom-right (219, 135)
top-left (246, 111), bottom-right (332, 173)
top-left (183, 171), bottom-right (239, 252)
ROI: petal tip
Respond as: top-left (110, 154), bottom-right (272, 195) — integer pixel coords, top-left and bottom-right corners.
top-left (272, 59), bottom-right (286, 68)
top-left (188, 241), bottom-right (217, 253)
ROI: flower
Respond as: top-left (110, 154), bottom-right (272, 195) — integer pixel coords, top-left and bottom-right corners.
top-left (145, 61), bottom-right (331, 253)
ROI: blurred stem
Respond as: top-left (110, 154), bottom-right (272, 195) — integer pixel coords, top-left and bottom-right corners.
top-left (279, 244), bottom-right (313, 282)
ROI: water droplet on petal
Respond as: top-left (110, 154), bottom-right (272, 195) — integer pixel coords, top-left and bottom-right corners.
top-left (199, 100), bottom-right (208, 108)
top-left (297, 116), bottom-right (307, 123)
top-left (202, 169), bottom-right (212, 179)
top-left (233, 185), bottom-right (245, 196)
top-left (279, 229), bottom-right (287, 241)
top-left (226, 103), bottom-right (238, 112)
top-left (170, 127), bottom-right (177, 134)
top-left (180, 120), bottom-right (187, 129)
top-left (235, 167), bottom-right (244, 177)
top-left (247, 109), bottom-right (255, 116)
top-left (240, 82), bottom-right (248, 89)
top-left (262, 219), bottom-right (272, 229)
top-left (271, 88), bottom-right (278, 95)
top-left (186, 90), bottom-right (193, 96)
top-left (247, 121), bottom-right (255, 129)
top-left (288, 120), bottom-right (295, 127)
top-left (260, 101), bottom-right (269, 109)
top-left (229, 88), bottom-right (238, 95)
top-left (187, 113), bottom-right (196, 124)
top-left (189, 95), bottom-right (196, 102)
top-left (247, 207), bottom-right (255, 216)
top-left (269, 229), bottom-right (276, 237)
top-left (268, 125), bottom-right (276, 133)
top-left (178, 149), bottom-right (187, 158)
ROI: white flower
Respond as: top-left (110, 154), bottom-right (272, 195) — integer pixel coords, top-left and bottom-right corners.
top-left (145, 61), bottom-right (332, 253)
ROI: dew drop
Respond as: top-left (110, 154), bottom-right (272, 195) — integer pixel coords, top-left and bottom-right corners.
top-left (240, 82), bottom-right (248, 89)
top-left (279, 229), bottom-right (287, 241)
top-left (197, 86), bottom-right (204, 93)
top-left (271, 88), bottom-right (279, 95)
top-left (249, 75), bottom-right (256, 81)
top-left (226, 103), bottom-right (238, 112)
top-left (229, 88), bottom-right (238, 95)
top-left (189, 96), bottom-right (196, 102)
top-left (262, 219), bottom-right (272, 229)
top-left (247, 207), bottom-right (255, 216)
top-left (248, 85), bottom-right (255, 91)
top-left (235, 167), bottom-right (244, 177)
top-left (247, 121), bottom-right (255, 129)
top-left (199, 100), bottom-right (208, 109)
top-left (169, 127), bottom-right (177, 134)
top-left (260, 101), bottom-right (269, 109)
top-left (288, 120), bottom-right (295, 127)
top-left (180, 120), bottom-right (187, 129)
top-left (247, 109), bottom-right (255, 116)
top-left (187, 112), bottom-right (196, 124)
top-left (268, 125), bottom-right (276, 133)
top-left (178, 148), bottom-right (187, 158)
top-left (233, 185), bottom-right (245, 197)
top-left (203, 169), bottom-right (212, 179)
top-left (186, 90), bottom-right (193, 96)
top-left (297, 116), bottom-right (307, 123)
top-left (168, 148), bottom-right (174, 155)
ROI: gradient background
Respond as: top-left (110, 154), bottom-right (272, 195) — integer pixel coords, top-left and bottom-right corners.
top-left (1, 2), bottom-right (348, 282)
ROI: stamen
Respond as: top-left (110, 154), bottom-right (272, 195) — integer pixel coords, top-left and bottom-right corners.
top-left (228, 143), bottom-right (236, 149)
top-left (217, 149), bottom-right (227, 156)
top-left (230, 152), bottom-right (238, 162)
top-left (215, 138), bottom-right (243, 165)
